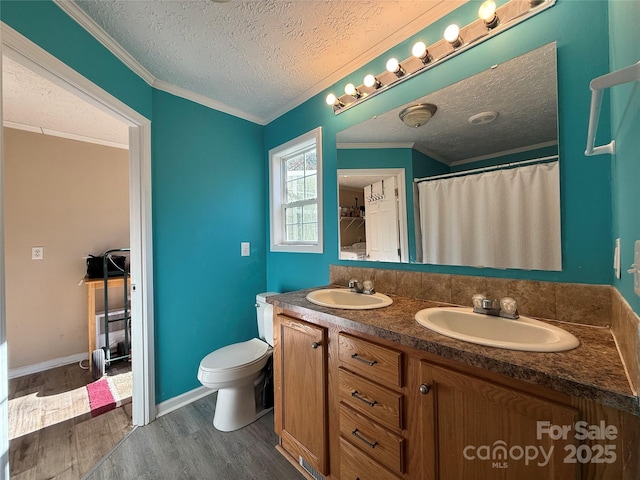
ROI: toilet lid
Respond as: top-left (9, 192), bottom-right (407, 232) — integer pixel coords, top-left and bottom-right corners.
top-left (200, 338), bottom-right (270, 371)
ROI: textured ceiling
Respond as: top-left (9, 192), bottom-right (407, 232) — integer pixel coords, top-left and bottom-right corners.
top-left (2, 55), bottom-right (129, 147)
top-left (336, 43), bottom-right (558, 165)
top-left (70, 0), bottom-right (465, 124)
top-left (3, 0), bottom-right (465, 144)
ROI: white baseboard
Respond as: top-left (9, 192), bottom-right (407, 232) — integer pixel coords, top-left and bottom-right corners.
top-left (9, 352), bottom-right (87, 379)
top-left (156, 386), bottom-right (216, 418)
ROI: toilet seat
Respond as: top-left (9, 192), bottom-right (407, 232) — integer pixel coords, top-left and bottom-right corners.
top-left (198, 338), bottom-right (271, 386)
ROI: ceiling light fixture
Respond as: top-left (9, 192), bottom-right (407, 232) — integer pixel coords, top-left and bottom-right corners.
top-left (386, 58), bottom-right (405, 77)
top-left (399, 104), bottom-right (437, 128)
top-left (325, 0), bottom-right (555, 115)
top-left (325, 93), bottom-right (344, 110)
top-left (363, 74), bottom-right (381, 89)
top-left (478, 0), bottom-right (500, 29)
top-left (444, 24), bottom-right (463, 48)
top-left (344, 83), bottom-right (361, 98)
top-left (412, 41), bottom-right (431, 64)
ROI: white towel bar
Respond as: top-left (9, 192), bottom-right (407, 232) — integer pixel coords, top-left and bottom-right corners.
top-left (585, 61), bottom-right (640, 156)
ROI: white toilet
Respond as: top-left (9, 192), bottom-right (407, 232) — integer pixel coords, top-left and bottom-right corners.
top-left (197, 292), bottom-right (278, 432)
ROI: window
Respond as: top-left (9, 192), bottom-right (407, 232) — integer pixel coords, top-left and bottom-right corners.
top-left (270, 127), bottom-right (323, 253)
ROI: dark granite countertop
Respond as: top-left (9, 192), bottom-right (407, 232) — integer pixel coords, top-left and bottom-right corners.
top-left (269, 287), bottom-right (639, 416)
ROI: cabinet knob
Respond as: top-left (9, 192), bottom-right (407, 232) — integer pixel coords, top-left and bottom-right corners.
top-left (419, 383), bottom-right (431, 395)
top-left (311, 341), bottom-right (320, 349)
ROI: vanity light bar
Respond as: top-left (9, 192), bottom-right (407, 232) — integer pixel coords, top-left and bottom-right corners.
top-left (326, 0), bottom-right (556, 114)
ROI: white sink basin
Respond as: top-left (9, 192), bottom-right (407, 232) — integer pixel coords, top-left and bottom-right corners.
top-left (414, 307), bottom-right (579, 352)
top-left (306, 288), bottom-right (393, 310)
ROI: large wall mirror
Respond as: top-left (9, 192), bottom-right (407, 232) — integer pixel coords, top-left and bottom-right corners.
top-left (336, 42), bottom-right (561, 271)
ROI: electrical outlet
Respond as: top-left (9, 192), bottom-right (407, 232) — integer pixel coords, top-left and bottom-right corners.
top-left (241, 242), bottom-right (250, 257)
top-left (32, 246), bottom-right (44, 260)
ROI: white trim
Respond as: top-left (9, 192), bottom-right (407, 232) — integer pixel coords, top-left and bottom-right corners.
top-left (52, 0), bottom-right (466, 125)
top-left (3, 121), bottom-right (129, 149)
top-left (52, 0), bottom-right (155, 85)
top-left (152, 79), bottom-right (265, 126)
top-left (53, 1), bottom-right (263, 125)
top-left (1, 23), bottom-right (155, 429)
top-left (0, 31), bottom-right (8, 480)
top-left (337, 168), bottom-right (409, 263)
top-left (449, 140), bottom-right (559, 167)
top-left (8, 352), bottom-right (87, 379)
top-left (156, 386), bottom-right (216, 418)
top-left (128, 122), bottom-right (157, 425)
top-left (337, 142), bottom-right (416, 150)
top-left (269, 127), bottom-right (324, 254)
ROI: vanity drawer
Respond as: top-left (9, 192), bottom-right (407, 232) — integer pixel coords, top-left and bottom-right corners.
top-left (340, 403), bottom-right (404, 474)
top-left (340, 437), bottom-right (401, 480)
top-left (338, 368), bottom-right (403, 430)
top-left (339, 333), bottom-right (402, 388)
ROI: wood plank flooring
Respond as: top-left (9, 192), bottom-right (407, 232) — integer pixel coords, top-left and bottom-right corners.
top-left (85, 393), bottom-right (303, 480)
top-left (8, 362), bottom-right (133, 479)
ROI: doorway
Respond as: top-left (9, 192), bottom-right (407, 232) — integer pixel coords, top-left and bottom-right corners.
top-left (0, 21), bottom-right (155, 478)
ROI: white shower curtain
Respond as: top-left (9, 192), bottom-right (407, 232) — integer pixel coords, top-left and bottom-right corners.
top-left (417, 161), bottom-right (561, 270)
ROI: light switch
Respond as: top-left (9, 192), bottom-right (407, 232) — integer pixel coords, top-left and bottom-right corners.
top-left (241, 242), bottom-right (250, 257)
top-left (614, 238), bottom-right (621, 279)
top-left (634, 241), bottom-right (640, 297)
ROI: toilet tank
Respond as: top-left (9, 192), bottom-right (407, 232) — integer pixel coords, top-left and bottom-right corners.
top-left (256, 292), bottom-right (278, 345)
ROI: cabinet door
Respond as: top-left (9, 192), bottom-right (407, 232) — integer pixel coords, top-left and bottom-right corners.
top-left (274, 314), bottom-right (328, 475)
top-left (419, 361), bottom-right (578, 480)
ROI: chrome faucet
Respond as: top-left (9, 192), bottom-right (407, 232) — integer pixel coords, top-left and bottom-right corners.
top-left (349, 278), bottom-right (375, 295)
top-left (472, 294), bottom-right (519, 319)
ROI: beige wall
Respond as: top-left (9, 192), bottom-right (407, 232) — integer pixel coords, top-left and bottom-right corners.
top-left (4, 128), bottom-right (130, 369)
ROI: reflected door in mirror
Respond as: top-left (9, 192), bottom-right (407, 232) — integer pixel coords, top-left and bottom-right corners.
top-left (365, 177), bottom-right (400, 262)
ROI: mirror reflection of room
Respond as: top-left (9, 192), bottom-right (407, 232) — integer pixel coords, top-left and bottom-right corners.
top-left (336, 42), bottom-right (560, 271)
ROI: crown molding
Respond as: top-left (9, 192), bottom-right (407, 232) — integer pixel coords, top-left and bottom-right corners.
top-left (53, 0), bottom-right (156, 85)
top-left (336, 142), bottom-right (415, 150)
top-left (152, 79), bottom-right (267, 125)
top-left (449, 140), bottom-right (559, 167)
top-left (54, 0), bottom-right (268, 124)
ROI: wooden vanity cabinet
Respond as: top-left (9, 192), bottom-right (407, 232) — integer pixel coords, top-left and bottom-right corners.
top-left (418, 361), bottom-right (579, 479)
top-left (273, 313), bottom-right (328, 475)
top-left (273, 306), bottom-right (638, 480)
top-left (337, 333), bottom-right (405, 480)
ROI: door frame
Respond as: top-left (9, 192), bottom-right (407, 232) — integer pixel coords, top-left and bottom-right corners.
top-left (337, 168), bottom-right (409, 262)
top-left (0, 22), bottom-right (155, 451)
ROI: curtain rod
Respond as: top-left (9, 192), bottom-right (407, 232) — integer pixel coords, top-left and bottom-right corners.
top-left (414, 155), bottom-right (559, 184)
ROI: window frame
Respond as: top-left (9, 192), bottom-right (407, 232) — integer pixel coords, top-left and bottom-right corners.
top-left (269, 127), bottom-right (323, 253)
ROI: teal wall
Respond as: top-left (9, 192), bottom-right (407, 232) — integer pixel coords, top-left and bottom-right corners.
top-left (609, 0), bottom-right (640, 311)
top-left (265, 0), bottom-right (614, 291)
top-left (1, 1), bottom-right (267, 403)
top-left (151, 91), bottom-right (266, 401)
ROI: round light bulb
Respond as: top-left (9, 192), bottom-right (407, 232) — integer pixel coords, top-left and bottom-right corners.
top-left (444, 24), bottom-right (461, 44)
top-left (326, 93), bottom-right (337, 106)
top-left (478, 0), bottom-right (497, 21)
top-left (412, 41), bottom-right (428, 59)
top-left (344, 83), bottom-right (357, 96)
top-left (386, 58), bottom-right (400, 73)
top-left (363, 74), bottom-right (377, 88)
